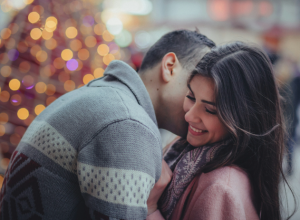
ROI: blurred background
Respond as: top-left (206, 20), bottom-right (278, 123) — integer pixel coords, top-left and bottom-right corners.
top-left (0, 0), bottom-right (299, 218)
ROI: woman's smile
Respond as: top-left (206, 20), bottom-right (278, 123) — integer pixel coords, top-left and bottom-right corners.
top-left (188, 125), bottom-right (208, 136)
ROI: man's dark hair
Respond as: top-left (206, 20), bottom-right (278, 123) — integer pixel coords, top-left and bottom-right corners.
top-left (139, 29), bottom-right (215, 72)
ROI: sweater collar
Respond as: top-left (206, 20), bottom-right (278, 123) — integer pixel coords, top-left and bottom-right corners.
top-left (104, 60), bottom-right (158, 126)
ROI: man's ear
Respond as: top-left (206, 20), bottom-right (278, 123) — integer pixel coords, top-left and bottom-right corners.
top-left (161, 52), bottom-right (179, 83)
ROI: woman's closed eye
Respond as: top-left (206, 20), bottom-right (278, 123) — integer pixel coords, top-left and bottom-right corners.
top-left (205, 107), bottom-right (217, 115)
top-left (186, 95), bottom-right (195, 101)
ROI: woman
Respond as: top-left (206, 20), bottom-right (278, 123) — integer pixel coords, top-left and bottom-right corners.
top-left (146, 42), bottom-right (294, 220)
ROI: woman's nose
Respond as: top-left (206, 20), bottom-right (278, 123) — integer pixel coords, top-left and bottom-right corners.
top-left (185, 105), bottom-right (201, 124)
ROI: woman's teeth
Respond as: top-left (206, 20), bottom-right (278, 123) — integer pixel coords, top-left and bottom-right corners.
top-left (190, 126), bottom-right (206, 133)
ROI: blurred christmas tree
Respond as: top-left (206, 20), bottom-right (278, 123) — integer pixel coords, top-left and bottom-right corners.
top-left (0, 0), bottom-right (145, 177)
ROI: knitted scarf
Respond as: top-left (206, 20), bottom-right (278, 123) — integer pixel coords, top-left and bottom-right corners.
top-left (158, 138), bottom-right (231, 220)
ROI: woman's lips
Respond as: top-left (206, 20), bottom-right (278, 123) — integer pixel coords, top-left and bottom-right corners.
top-left (188, 125), bottom-right (208, 136)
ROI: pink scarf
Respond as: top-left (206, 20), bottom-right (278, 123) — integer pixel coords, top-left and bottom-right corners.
top-left (158, 138), bottom-right (231, 219)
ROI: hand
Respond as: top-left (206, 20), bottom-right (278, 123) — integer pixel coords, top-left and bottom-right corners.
top-left (147, 160), bottom-right (172, 215)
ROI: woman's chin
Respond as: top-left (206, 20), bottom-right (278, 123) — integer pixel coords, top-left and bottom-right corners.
top-left (187, 135), bottom-right (205, 147)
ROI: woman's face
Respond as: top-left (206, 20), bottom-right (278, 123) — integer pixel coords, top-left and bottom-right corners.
top-left (183, 75), bottom-right (229, 147)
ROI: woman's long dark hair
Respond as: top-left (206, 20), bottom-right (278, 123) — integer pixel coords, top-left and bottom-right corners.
top-left (190, 42), bottom-right (295, 220)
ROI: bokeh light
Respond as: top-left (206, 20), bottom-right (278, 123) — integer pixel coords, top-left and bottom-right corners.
top-left (53, 57), bottom-right (65, 69)
top-left (34, 104), bottom-right (45, 115)
top-left (35, 82), bottom-right (47, 93)
top-left (10, 94), bottom-right (22, 106)
top-left (78, 48), bottom-right (89, 60)
top-left (115, 30), bottom-right (132, 47)
top-left (45, 38), bottom-right (57, 50)
top-left (66, 59), bottom-right (79, 71)
top-left (36, 50), bottom-right (48, 62)
top-left (0, 125), bottom-right (5, 137)
top-left (17, 108), bottom-right (29, 120)
top-left (1, 66), bottom-right (12, 77)
top-left (9, 79), bottom-right (21, 91)
top-left (83, 74), bottom-right (95, 84)
top-left (19, 61), bottom-right (31, 73)
top-left (70, 39), bottom-right (82, 51)
top-left (0, 91), bottom-right (10, 102)
top-left (102, 30), bottom-right (114, 42)
top-left (94, 23), bottom-right (105, 35)
top-left (22, 75), bottom-right (34, 89)
top-left (45, 84), bottom-right (56, 96)
top-left (103, 54), bottom-right (115, 65)
top-left (30, 28), bottom-right (42, 40)
top-left (106, 17), bottom-right (123, 35)
top-left (97, 44), bottom-right (109, 56)
top-left (8, 49), bottom-right (19, 61)
top-left (85, 36), bottom-right (97, 48)
top-left (42, 29), bottom-right (53, 40)
top-left (17, 41), bottom-right (29, 53)
top-left (64, 80), bottom-right (75, 92)
top-left (1, 28), bottom-right (11, 40)
top-left (94, 68), bottom-right (104, 78)
top-left (61, 49), bottom-right (73, 61)
top-left (28, 12), bottom-right (40, 23)
top-left (0, 113), bottom-right (9, 124)
top-left (66, 27), bottom-right (78, 39)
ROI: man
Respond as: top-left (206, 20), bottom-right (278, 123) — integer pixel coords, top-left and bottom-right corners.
top-left (0, 30), bottom-right (215, 219)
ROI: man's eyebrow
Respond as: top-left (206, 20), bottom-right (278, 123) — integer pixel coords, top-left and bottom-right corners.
top-left (201, 100), bottom-right (216, 106)
top-left (187, 84), bottom-right (194, 95)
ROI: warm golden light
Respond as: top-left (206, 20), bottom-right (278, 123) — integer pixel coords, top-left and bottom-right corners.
top-left (76, 59), bottom-right (83, 71)
top-left (17, 108), bottom-right (29, 120)
top-left (53, 57), bottom-right (65, 69)
top-left (24, 0), bottom-right (35, 5)
top-left (97, 44), bottom-right (109, 56)
top-left (30, 28), bottom-right (42, 40)
top-left (0, 91), bottom-right (10, 102)
top-left (83, 74), bottom-right (95, 84)
top-left (0, 112), bottom-right (9, 124)
top-left (19, 61), bottom-right (31, 73)
top-left (85, 36), bottom-right (97, 48)
top-left (11, 94), bottom-right (22, 106)
top-left (1, 66), bottom-right (12, 77)
top-left (1, 28), bottom-right (11, 40)
top-left (40, 65), bottom-right (55, 78)
top-left (78, 48), bottom-right (89, 60)
top-left (94, 68), bottom-right (104, 78)
top-left (64, 80), bottom-right (76, 92)
top-left (0, 125), bottom-right (5, 136)
top-left (45, 38), bottom-right (57, 50)
top-left (28, 12), bottom-right (40, 24)
top-left (102, 30), bottom-right (114, 42)
top-left (42, 29), bottom-right (53, 40)
top-left (35, 104), bottom-right (45, 115)
top-left (45, 84), bottom-right (56, 96)
top-left (9, 79), bottom-right (21, 91)
top-left (46, 96), bottom-right (56, 106)
top-left (35, 82), bottom-right (47, 93)
top-left (103, 54), bottom-right (115, 65)
top-left (70, 39), bottom-right (82, 51)
top-left (94, 23), bottom-right (105, 35)
top-left (66, 27), bottom-right (78, 39)
top-left (45, 17), bottom-right (58, 32)
top-left (61, 49), bottom-right (73, 61)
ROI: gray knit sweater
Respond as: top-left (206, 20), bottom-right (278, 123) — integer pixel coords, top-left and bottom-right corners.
top-left (0, 60), bottom-right (162, 220)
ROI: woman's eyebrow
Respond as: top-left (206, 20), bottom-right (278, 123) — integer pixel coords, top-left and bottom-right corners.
top-left (187, 84), bottom-right (194, 95)
top-left (201, 100), bottom-right (216, 106)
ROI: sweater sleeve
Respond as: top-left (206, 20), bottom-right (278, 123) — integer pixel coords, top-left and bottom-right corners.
top-left (77, 119), bottom-right (162, 220)
top-left (189, 183), bottom-right (247, 220)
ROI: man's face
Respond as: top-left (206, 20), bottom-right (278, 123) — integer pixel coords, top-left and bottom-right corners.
top-left (161, 66), bottom-right (190, 137)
